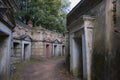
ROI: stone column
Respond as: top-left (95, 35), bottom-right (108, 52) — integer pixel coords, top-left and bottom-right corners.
top-left (70, 33), bottom-right (80, 76)
top-left (82, 33), bottom-right (87, 80)
top-left (70, 33), bottom-right (74, 72)
top-left (83, 15), bottom-right (95, 80)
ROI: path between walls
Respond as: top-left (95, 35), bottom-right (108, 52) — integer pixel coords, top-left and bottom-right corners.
top-left (19, 58), bottom-right (79, 80)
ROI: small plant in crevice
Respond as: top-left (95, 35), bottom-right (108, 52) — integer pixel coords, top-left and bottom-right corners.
top-left (112, 0), bottom-right (117, 26)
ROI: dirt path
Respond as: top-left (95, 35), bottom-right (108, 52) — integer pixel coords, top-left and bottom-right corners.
top-left (19, 58), bottom-right (79, 80)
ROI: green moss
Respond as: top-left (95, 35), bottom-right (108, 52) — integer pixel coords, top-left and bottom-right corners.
top-left (91, 50), bottom-right (106, 80)
top-left (65, 53), bottom-right (70, 71)
top-left (72, 68), bottom-right (79, 77)
top-left (83, 76), bottom-right (87, 80)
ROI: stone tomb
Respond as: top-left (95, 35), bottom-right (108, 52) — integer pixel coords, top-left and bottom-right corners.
top-left (12, 35), bottom-right (32, 62)
top-left (44, 42), bottom-right (52, 58)
top-left (0, 22), bottom-right (12, 80)
top-left (52, 39), bottom-right (61, 56)
top-left (11, 40), bottom-right (22, 64)
top-left (69, 15), bottom-right (94, 79)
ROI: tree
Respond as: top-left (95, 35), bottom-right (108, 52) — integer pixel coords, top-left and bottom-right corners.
top-left (15, 0), bottom-right (70, 32)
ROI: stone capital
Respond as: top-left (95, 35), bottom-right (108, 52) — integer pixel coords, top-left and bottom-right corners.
top-left (83, 15), bottom-right (95, 21)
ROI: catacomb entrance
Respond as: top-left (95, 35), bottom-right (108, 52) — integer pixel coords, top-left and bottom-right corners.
top-left (12, 42), bottom-right (21, 63)
top-left (62, 45), bottom-right (65, 56)
top-left (53, 45), bottom-right (57, 56)
top-left (74, 37), bottom-right (83, 78)
top-left (0, 32), bottom-right (9, 79)
top-left (69, 15), bottom-right (94, 79)
top-left (46, 44), bottom-right (50, 58)
top-left (23, 44), bottom-right (29, 61)
top-left (13, 43), bottom-right (19, 56)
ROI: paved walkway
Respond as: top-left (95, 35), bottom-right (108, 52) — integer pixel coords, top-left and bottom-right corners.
top-left (19, 58), bottom-right (79, 80)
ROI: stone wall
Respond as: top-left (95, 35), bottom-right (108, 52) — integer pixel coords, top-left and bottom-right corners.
top-left (32, 41), bottom-right (44, 58)
top-left (109, 0), bottom-right (120, 80)
top-left (91, 0), bottom-right (120, 80)
top-left (12, 21), bottom-right (32, 63)
top-left (67, 0), bottom-right (120, 80)
top-left (31, 27), bottom-right (66, 58)
top-left (87, 1), bottom-right (107, 80)
top-left (0, 0), bottom-right (17, 79)
top-left (13, 21), bottom-right (67, 60)
top-left (13, 21), bottom-right (32, 39)
top-left (0, 22), bottom-right (12, 80)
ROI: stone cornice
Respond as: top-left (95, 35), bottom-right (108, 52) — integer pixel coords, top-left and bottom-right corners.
top-left (68, 15), bottom-right (95, 33)
top-left (67, 0), bottom-right (103, 26)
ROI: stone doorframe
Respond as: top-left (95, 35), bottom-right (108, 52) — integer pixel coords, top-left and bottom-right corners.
top-left (46, 44), bottom-right (50, 58)
top-left (52, 44), bottom-right (58, 56)
top-left (22, 41), bottom-right (31, 61)
top-left (12, 40), bottom-right (22, 63)
top-left (61, 44), bottom-right (65, 56)
top-left (70, 15), bottom-right (95, 80)
top-left (44, 42), bottom-right (52, 58)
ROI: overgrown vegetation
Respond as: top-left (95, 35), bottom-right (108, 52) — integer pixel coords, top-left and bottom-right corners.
top-left (15, 0), bottom-right (70, 32)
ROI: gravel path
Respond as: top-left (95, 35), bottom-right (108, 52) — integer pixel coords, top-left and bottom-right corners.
top-left (19, 58), bottom-right (79, 80)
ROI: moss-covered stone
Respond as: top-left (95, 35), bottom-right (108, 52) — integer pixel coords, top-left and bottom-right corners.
top-left (72, 68), bottom-right (80, 77)
top-left (65, 53), bottom-right (70, 71)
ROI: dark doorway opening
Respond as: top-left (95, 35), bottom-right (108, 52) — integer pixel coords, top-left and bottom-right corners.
top-left (74, 37), bottom-right (83, 79)
top-left (13, 43), bottom-right (20, 57)
top-left (54, 45), bottom-right (57, 56)
top-left (46, 44), bottom-right (50, 58)
top-left (0, 32), bottom-right (9, 80)
top-left (23, 44), bottom-right (29, 61)
top-left (12, 43), bottom-right (21, 63)
top-left (62, 45), bottom-right (65, 56)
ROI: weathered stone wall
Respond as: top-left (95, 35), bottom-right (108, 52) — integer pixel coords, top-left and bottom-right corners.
top-left (31, 28), bottom-right (44, 58)
top-left (65, 32), bottom-right (70, 71)
top-left (67, 0), bottom-right (120, 80)
top-left (68, 1), bottom-right (107, 79)
top-left (31, 27), bottom-right (66, 58)
top-left (12, 22), bottom-right (32, 63)
top-left (0, 22), bottom-right (12, 80)
top-left (13, 22), bottom-right (67, 59)
top-left (86, 1), bottom-right (107, 80)
top-left (109, 0), bottom-right (120, 80)
top-left (13, 21), bottom-right (32, 39)
top-left (81, 0), bottom-right (120, 80)
top-left (32, 41), bottom-right (44, 58)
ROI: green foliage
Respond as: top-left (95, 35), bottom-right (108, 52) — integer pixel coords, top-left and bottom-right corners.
top-left (15, 0), bottom-right (70, 32)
